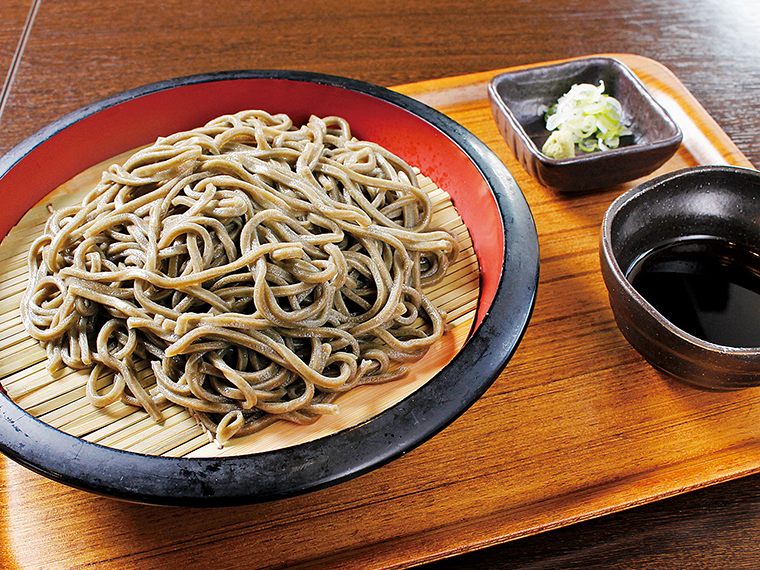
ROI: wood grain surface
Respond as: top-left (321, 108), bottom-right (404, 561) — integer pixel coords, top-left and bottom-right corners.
top-left (0, 1), bottom-right (33, 108)
top-left (1, 2), bottom-right (760, 569)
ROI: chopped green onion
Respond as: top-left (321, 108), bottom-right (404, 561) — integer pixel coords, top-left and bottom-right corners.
top-left (544, 81), bottom-right (632, 154)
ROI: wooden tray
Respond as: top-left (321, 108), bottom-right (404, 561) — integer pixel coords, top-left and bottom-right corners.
top-left (1, 53), bottom-right (756, 570)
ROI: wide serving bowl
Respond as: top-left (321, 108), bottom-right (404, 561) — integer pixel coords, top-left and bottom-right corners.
top-left (0, 70), bottom-right (539, 506)
top-left (488, 56), bottom-right (683, 193)
top-left (600, 165), bottom-right (760, 390)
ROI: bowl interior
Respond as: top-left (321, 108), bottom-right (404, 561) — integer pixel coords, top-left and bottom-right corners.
top-left (608, 167), bottom-right (760, 274)
top-left (491, 56), bottom-right (681, 157)
top-left (0, 72), bottom-right (506, 329)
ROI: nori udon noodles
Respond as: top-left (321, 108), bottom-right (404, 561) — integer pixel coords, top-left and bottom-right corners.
top-left (20, 110), bottom-right (459, 445)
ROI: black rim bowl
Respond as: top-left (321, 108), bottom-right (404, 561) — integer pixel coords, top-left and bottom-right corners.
top-left (0, 70), bottom-right (540, 506)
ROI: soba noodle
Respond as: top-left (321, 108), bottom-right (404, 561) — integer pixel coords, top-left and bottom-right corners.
top-left (20, 110), bottom-right (459, 444)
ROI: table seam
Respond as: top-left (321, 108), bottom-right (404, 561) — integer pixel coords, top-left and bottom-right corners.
top-left (0, 0), bottom-right (41, 124)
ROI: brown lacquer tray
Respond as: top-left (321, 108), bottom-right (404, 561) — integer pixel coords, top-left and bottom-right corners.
top-left (1, 54), bottom-right (757, 569)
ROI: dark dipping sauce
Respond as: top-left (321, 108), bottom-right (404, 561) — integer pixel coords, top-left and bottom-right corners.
top-left (626, 235), bottom-right (760, 348)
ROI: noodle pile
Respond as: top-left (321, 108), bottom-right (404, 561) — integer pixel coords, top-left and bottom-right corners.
top-left (20, 110), bottom-right (459, 444)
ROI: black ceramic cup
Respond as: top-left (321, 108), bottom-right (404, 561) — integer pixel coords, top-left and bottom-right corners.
top-left (600, 165), bottom-right (760, 390)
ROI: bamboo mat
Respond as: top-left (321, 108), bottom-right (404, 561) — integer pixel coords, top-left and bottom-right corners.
top-left (0, 156), bottom-right (479, 458)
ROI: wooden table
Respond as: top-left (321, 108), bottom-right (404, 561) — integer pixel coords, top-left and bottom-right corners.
top-left (2, 1), bottom-right (760, 568)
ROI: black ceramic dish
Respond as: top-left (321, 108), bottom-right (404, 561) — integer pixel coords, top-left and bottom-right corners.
top-left (600, 165), bottom-right (760, 390)
top-left (0, 70), bottom-right (539, 506)
top-left (488, 56), bottom-right (683, 193)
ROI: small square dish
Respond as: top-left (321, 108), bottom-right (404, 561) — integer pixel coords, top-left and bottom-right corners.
top-left (488, 56), bottom-right (683, 193)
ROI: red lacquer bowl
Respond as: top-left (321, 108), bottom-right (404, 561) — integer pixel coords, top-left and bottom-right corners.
top-left (0, 70), bottom-right (539, 505)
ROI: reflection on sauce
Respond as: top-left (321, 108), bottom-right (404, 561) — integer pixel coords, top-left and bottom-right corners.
top-left (627, 235), bottom-right (760, 348)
